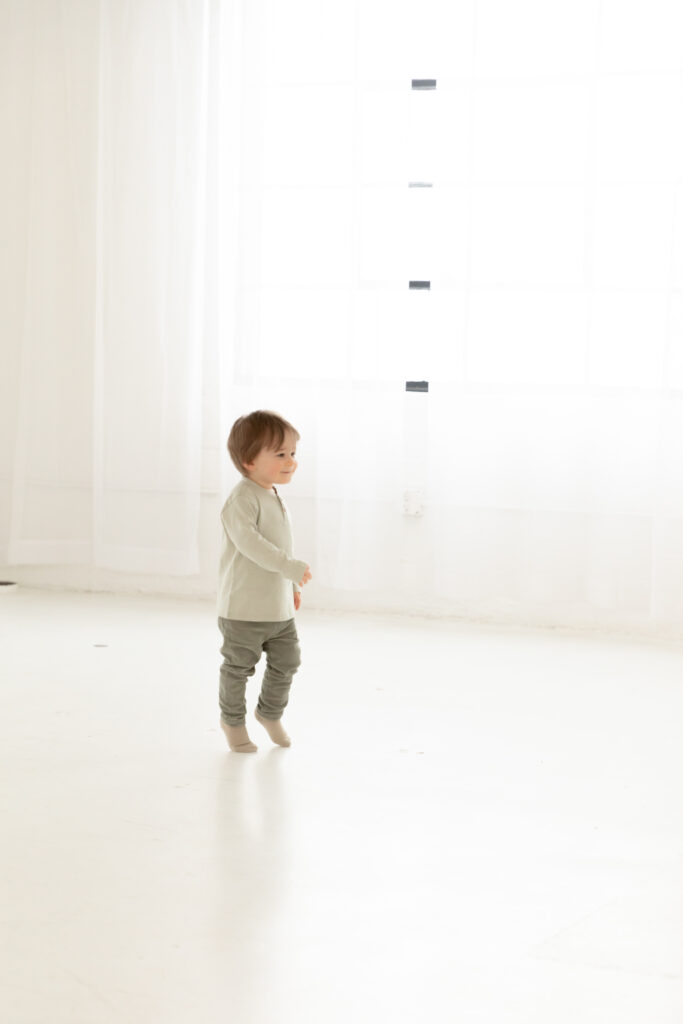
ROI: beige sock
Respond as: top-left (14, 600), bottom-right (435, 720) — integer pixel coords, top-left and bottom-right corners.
top-left (221, 720), bottom-right (257, 753)
top-left (255, 710), bottom-right (291, 747)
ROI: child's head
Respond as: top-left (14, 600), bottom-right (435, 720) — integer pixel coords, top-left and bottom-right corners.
top-left (228, 410), bottom-right (300, 487)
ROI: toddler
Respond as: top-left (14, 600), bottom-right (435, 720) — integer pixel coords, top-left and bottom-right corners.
top-left (218, 410), bottom-right (311, 753)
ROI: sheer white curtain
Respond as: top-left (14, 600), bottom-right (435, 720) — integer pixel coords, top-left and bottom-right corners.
top-left (222, 0), bottom-right (683, 630)
top-left (2, 0), bottom-right (683, 632)
top-left (2, 0), bottom-right (218, 576)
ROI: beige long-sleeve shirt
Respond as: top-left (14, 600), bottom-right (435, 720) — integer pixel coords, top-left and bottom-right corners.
top-left (217, 477), bottom-right (308, 622)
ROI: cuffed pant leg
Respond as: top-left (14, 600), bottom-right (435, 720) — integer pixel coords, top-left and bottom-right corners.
top-left (218, 619), bottom-right (263, 726)
top-left (257, 619), bottom-right (301, 721)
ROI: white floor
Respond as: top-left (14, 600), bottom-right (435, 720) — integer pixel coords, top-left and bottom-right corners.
top-left (2, 588), bottom-right (683, 1023)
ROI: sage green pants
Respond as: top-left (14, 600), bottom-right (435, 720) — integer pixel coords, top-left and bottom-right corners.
top-left (218, 618), bottom-right (301, 727)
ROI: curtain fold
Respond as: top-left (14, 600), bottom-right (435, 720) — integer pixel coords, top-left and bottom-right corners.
top-left (4, 0), bottom-right (214, 575)
top-left (5, 0), bottom-right (99, 566)
top-left (93, 0), bottom-right (211, 574)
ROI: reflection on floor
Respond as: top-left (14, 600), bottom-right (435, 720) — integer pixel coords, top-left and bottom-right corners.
top-left (2, 588), bottom-right (683, 1023)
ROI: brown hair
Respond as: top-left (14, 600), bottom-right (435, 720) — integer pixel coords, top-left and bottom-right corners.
top-left (227, 410), bottom-right (300, 476)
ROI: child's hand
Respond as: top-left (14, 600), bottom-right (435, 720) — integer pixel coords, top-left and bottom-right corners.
top-left (294, 590), bottom-right (301, 611)
top-left (299, 567), bottom-right (312, 586)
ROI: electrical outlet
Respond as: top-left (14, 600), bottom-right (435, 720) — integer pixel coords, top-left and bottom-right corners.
top-left (403, 489), bottom-right (424, 516)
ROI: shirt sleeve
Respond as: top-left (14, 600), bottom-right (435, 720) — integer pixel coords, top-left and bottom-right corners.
top-left (222, 492), bottom-right (309, 584)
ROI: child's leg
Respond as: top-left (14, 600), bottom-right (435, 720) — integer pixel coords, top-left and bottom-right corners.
top-left (255, 619), bottom-right (301, 745)
top-left (218, 619), bottom-right (264, 744)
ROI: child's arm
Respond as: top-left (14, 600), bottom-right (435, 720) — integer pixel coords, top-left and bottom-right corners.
top-left (222, 496), bottom-right (309, 585)
top-left (293, 565), bottom-right (312, 610)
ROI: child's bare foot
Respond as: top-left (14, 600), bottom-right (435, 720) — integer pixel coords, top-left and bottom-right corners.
top-left (221, 720), bottom-right (258, 753)
top-left (255, 710), bottom-right (291, 747)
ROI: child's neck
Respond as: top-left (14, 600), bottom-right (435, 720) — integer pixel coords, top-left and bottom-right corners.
top-left (246, 474), bottom-right (274, 492)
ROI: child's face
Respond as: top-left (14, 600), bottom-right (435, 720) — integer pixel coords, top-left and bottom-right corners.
top-left (244, 431), bottom-right (298, 490)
